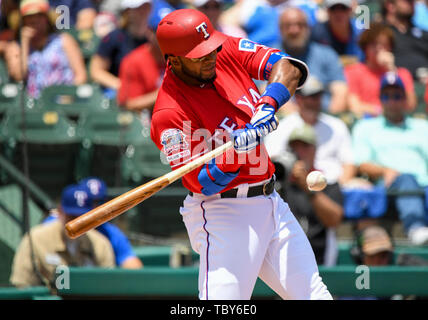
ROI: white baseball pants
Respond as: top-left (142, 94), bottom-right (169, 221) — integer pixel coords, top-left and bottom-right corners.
top-left (180, 188), bottom-right (333, 300)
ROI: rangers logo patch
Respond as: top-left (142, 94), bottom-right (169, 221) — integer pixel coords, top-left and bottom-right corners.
top-left (239, 39), bottom-right (257, 52)
top-left (161, 128), bottom-right (190, 162)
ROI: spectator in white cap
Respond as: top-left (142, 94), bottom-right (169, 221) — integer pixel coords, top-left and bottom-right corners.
top-left (90, 0), bottom-right (153, 95)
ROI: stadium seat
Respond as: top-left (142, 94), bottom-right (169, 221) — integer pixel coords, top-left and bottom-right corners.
top-left (65, 28), bottom-right (100, 61)
top-left (122, 139), bottom-right (170, 185)
top-left (65, 28), bottom-right (101, 81)
top-left (0, 109), bottom-right (81, 199)
top-left (75, 109), bottom-right (149, 187)
top-left (412, 81), bottom-right (427, 120)
top-left (127, 182), bottom-right (189, 237)
top-left (0, 83), bottom-right (36, 122)
top-left (0, 184), bottom-right (46, 286)
top-left (0, 58), bottom-right (9, 85)
top-left (38, 84), bottom-right (110, 122)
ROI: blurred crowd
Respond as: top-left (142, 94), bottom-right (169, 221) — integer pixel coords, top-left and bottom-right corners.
top-left (1, 0), bottom-right (428, 287)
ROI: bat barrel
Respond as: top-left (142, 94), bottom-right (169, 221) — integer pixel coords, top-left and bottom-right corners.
top-left (64, 141), bottom-right (234, 239)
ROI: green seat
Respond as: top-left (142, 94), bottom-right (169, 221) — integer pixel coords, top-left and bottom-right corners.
top-left (64, 28), bottom-right (101, 82)
top-left (122, 140), bottom-right (170, 185)
top-left (38, 84), bottom-right (110, 122)
top-left (65, 28), bottom-right (100, 61)
top-left (128, 183), bottom-right (189, 237)
top-left (0, 83), bottom-right (36, 121)
top-left (1, 109), bottom-right (81, 199)
top-left (75, 110), bottom-right (149, 186)
top-left (0, 184), bottom-right (46, 285)
top-left (411, 81), bottom-right (427, 120)
top-left (0, 58), bottom-right (9, 85)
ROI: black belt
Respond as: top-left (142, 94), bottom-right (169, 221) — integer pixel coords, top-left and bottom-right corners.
top-left (189, 176), bottom-right (275, 198)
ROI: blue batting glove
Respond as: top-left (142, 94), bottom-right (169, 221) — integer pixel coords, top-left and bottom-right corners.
top-left (250, 104), bottom-right (279, 136)
top-left (231, 123), bottom-right (261, 153)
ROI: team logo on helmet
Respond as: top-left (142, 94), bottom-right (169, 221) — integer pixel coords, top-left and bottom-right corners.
top-left (161, 128), bottom-right (190, 162)
top-left (196, 22), bottom-right (210, 39)
top-left (74, 191), bottom-right (88, 207)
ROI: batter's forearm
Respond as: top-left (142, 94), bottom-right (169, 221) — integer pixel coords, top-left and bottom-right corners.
top-left (267, 58), bottom-right (301, 97)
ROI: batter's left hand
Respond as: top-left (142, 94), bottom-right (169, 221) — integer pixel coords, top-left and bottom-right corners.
top-left (231, 124), bottom-right (260, 153)
top-left (250, 104), bottom-right (279, 136)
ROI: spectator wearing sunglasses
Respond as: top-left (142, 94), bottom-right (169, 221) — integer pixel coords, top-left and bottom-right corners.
top-left (351, 72), bottom-right (428, 246)
top-left (344, 23), bottom-right (416, 118)
top-left (311, 0), bottom-right (364, 66)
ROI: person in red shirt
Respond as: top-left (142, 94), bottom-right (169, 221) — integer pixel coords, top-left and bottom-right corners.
top-left (150, 9), bottom-right (332, 300)
top-left (345, 23), bottom-right (416, 117)
top-left (118, 42), bottom-right (165, 112)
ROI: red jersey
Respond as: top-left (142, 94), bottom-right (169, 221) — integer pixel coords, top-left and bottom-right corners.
top-left (150, 37), bottom-right (279, 193)
top-left (344, 63), bottom-right (415, 115)
top-left (118, 44), bottom-right (164, 106)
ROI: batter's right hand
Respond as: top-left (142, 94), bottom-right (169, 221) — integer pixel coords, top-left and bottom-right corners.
top-left (231, 123), bottom-right (261, 153)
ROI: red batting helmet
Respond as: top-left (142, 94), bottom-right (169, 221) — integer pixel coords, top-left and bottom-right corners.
top-left (156, 9), bottom-right (227, 59)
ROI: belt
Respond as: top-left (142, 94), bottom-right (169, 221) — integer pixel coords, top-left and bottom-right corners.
top-left (189, 176), bottom-right (275, 198)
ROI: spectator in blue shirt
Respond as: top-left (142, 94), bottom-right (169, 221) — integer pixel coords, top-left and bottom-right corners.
top-left (220, 0), bottom-right (321, 48)
top-left (49, 0), bottom-right (96, 30)
top-left (413, 0), bottom-right (428, 32)
top-left (44, 177), bottom-right (143, 268)
top-left (352, 73), bottom-right (428, 246)
top-left (89, 0), bottom-right (152, 95)
top-left (311, 0), bottom-right (364, 65)
top-left (277, 6), bottom-right (348, 113)
top-left (148, 0), bottom-right (187, 31)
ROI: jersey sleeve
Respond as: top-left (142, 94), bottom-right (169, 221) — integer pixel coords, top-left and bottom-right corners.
top-left (223, 37), bottom-right (280, 81)
top-left (223, 37), bottom-right (309, 88)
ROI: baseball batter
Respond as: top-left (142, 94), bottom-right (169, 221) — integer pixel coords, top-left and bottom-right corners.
top-left (151, 9), bottom-right (332, 300)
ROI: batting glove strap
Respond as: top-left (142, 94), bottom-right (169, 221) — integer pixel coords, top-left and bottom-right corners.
top-left (198, 160), bottom-right (239, 196)
top-left (250, 104), bottom-right (278, 135)
top-left (261, 82), bottom-right (291, 110)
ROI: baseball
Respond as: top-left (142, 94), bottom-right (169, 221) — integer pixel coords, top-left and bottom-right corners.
top-left (306, 171), bottom-right (327, 191)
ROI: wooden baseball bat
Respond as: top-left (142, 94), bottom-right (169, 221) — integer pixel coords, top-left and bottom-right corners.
top-left (65, 141), bottom-right (233, 239)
